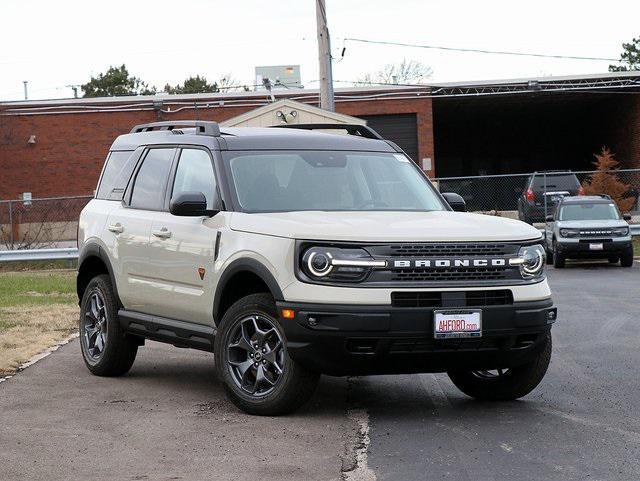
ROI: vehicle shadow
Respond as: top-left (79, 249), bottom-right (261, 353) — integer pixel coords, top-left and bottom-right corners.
top-left (117, 341), bottom-right (350, 418)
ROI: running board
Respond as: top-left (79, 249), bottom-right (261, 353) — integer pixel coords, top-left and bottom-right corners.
top-left (118, 309), bottom-right (215, 352)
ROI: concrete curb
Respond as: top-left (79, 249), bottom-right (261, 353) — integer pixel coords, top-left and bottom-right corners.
top-left (0, 332), bottom-right (79, 384)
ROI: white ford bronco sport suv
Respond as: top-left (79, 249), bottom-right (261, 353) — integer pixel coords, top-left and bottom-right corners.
top-left (78, 121), bottom-right (557, 415)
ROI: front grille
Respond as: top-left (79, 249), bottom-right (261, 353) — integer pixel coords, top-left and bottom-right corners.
top-left (385, 243), bottom-right (512, 257)
top-left (466, 290), bottom-right (514, 306)
top-left (391, 290), bottom-right (513, 308)
top-left (389, 337), bottom-right (503, 353)
top-left (391, 291), bottom-right (442, 308)
top-left (391, 267), bottom-right (508, 282)
top-left (579, 230), bottom-right (614, 237)
top-left (388, 333), bottom-right (539, 353)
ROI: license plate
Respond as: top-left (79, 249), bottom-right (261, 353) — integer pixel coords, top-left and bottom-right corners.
top-left (434, 310), bottom-right (482, 339)
top-left (590, 243), bottom-right (604, 250)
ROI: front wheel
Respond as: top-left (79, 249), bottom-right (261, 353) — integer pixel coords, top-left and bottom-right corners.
top-left (214, 293), bottom-right (319, 415)
top-left (447, 332), bottom-right (552, 401)
top-left (621, 247), bottom-right (634, 267)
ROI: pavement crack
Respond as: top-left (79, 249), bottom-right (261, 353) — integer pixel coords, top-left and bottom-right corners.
top-left (341, 377), bottom-right (376, 481)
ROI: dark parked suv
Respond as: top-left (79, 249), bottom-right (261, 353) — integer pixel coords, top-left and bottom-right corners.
top-left (518, 171), bottom-right (583, 224)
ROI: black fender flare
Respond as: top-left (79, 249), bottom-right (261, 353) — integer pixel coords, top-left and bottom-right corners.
top-left (77, 242), bottom-right (121, 306)
top-left (213, 258), bottom-right (284, 323)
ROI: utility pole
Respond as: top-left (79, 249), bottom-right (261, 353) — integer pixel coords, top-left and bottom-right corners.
top-left (23, 81), bottom-right (28, 100)
top-left (316, 0), bottom-right (335, 111)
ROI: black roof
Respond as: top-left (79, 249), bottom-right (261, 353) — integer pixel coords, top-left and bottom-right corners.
top-left (110, 123), bottom-right (397, 153)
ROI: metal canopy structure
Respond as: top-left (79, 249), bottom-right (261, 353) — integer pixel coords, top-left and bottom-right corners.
top-left (430, 72), bottom-right (640, 98)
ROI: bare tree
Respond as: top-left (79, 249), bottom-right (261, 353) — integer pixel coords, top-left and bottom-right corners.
top-left (355, 59), bottom-right (433, 86)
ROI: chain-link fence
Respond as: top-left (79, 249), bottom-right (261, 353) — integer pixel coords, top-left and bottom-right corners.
top-left (0, 196), bottom-right (93, 250)
top-left (433, 169), bottom-right (640, 224)
top-left (0, 170), bottom-right (638, 251)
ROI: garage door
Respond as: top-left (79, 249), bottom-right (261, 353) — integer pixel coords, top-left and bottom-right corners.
top-left (359, 114), bottom-right (419, 162)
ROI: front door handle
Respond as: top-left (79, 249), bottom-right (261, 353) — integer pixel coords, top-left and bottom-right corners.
top-left (107, 223), bottom-right (124, 234)
top-left (152, 227), bottom-right (172, 239)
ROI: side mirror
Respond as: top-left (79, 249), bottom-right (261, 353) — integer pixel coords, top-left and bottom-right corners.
top-left (170, 191), bottom-right (213, 217)
top-left (623, 213), bottom-right (632, 221)
top-left (545, 215), bottom-right (554, 222)
top-left (442, 192), bottom-right (466, 212)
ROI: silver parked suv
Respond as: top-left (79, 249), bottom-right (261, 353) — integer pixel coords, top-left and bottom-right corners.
top-left (544, 195), bottom-right (634, 268)
top-left (77, 121), bottom-right (557, 415)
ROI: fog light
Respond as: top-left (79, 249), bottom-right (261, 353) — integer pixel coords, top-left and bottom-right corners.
top-left (546, 308), bottom-right (557, 323)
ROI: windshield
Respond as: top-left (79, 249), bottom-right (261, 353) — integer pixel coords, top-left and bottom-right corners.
top-left (224, 151), bottom-right (446, 213)
top-left (559, 203), bottom-right (620, 221)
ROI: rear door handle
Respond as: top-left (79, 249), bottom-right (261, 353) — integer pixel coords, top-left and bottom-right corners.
top-left (107, 223), bottom-right (124, 234)
top-left (152, 227), bottom-right (172, 239)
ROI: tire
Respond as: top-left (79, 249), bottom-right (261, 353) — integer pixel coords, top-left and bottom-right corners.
top-left (545, 245), bottom-right (554, 264)
top-left (214, 293), bottom-right (319, 416)
top-left (448, 332), bottom-right (552, 401)
top-left (621, 247), bottom-right (634, 267)
top-left (79, 274), bottom-right (138, 376)
top-left (552, 241), bottom-right (565, 268)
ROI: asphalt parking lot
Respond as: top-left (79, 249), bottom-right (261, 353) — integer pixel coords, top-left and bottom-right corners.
top-left (1, 261), bottom-right (639, 481)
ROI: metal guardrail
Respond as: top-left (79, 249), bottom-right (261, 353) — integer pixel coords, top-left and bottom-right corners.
top-left (0, 247), bottom-right (78, 262)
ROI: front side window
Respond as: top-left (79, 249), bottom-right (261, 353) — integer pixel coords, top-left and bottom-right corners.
top-left (130, 148), bottom-right (175, 210)
top-left (224, 151), bottom-right (445, 213)
top-left (171, 149), bottom-right (217, 209)
top-left (559, 203), bottom-right (620, 221)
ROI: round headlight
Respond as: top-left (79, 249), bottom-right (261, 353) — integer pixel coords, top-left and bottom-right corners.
top-left (560, 229), bottom-right (578, 238)
top-left (306, 251), bottom-right (333, 277)
top-left (518, 245), bottom-right (545, 278)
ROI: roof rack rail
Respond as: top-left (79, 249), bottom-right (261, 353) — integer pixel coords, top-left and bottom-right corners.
top-left (130, 120), bottom-right (220, 137)
top-left (272, 123), bottom-right (384, 140)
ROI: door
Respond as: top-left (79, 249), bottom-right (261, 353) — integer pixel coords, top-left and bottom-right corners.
top-left (105, 147), bottom-right (176, 312)
top-left (359, 114), bottom-right (419, 162)
top-left (145, 147), bottom-right (220, 324)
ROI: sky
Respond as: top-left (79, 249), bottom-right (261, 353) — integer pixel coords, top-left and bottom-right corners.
top-left (1, 0), bottom-right (639, 101)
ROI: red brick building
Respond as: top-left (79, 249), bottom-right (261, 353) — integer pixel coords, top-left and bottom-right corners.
top-left (0, 72), bottom-right (639, 201)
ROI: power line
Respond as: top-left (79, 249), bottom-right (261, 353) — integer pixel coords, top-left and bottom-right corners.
top-left (343, 37), bottom-right (626, 63)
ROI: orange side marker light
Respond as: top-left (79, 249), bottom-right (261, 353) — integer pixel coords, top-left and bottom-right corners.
top-left (281, 309), bottom-right (295, 319)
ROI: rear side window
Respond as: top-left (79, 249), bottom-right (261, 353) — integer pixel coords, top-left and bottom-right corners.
top-left (130, 148), bottom-right (175, 210)
top-left (532, 174), bottom-right (579, 190)
top-left (96, 151), bottom-right (136, 200)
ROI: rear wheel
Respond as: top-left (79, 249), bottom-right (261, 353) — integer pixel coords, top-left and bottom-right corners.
top-left (214, 293), bottom-right (319, 415)
top-left (448, 333), bottom-right (552, 401)
top-left (621, 247), bottom-right (634, 267)
top-left (79, 274), bottom-right (138, 376)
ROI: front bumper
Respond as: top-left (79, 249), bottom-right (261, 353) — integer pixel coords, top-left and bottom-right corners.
top-left (277, 298), bottom-right (556, 376)
top-left (556, 239), bottom-right (632, 257)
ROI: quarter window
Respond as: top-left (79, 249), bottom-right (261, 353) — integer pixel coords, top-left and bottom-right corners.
top-left (171, 149), bottom-right (217, 209)
top-left (96, 151), bottom-right (136, 200)
top-left (130, 148), bottom-right (175, 210)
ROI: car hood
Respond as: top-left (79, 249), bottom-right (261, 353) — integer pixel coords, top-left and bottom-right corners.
top-left (556, 220), bottom-right (628, 229)
top-left (229, 211), bottom-right (542, 242)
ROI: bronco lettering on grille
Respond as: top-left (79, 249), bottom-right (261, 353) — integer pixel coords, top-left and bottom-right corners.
top-left (392, 258), bottom-right (507, 268)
